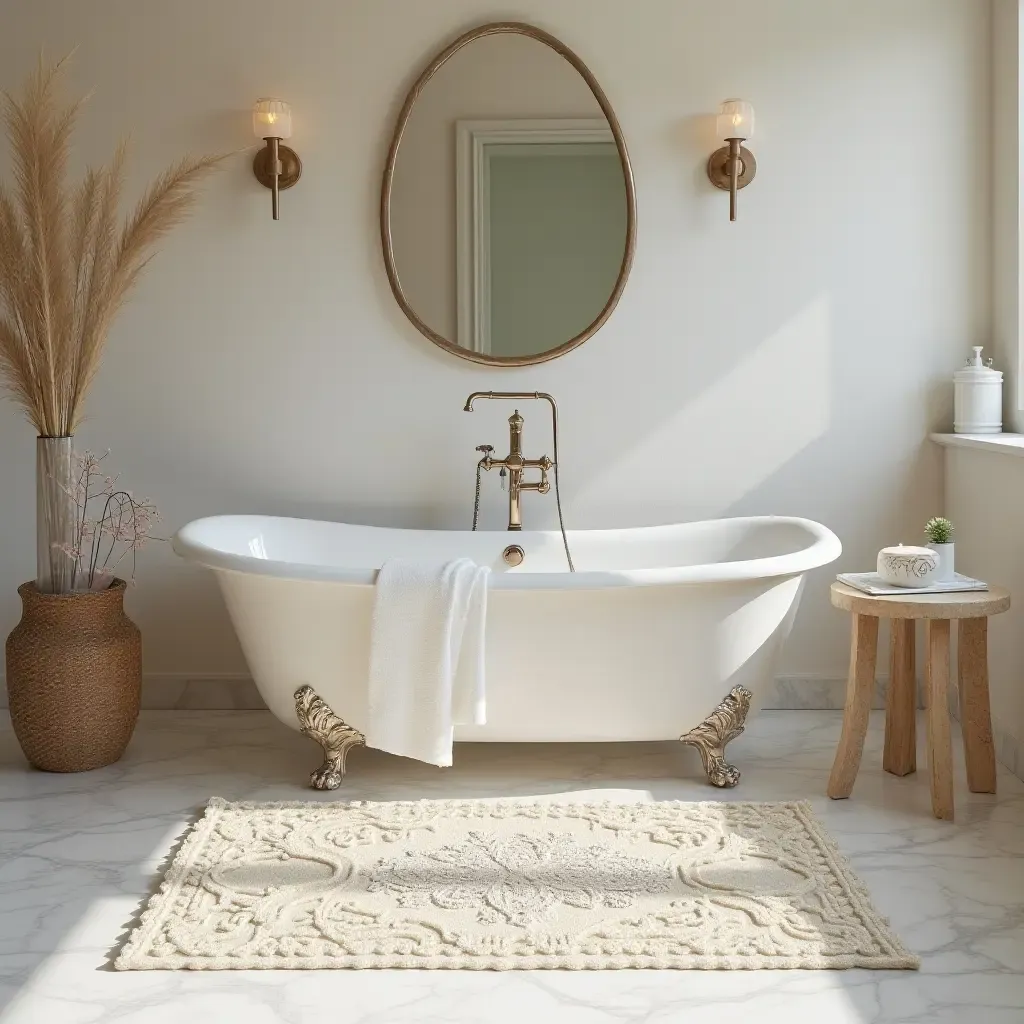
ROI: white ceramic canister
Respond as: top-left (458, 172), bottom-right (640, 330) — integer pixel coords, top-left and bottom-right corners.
top-left (954, 346), bottom-right (1003, 434)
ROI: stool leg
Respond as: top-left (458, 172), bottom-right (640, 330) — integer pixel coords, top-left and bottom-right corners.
top-left (884, 618), bottom-right (916, 777)
top-left (926, 619), bottom-right (954, 821)
top-left (958, 617), bottom-right (996, 794)
top-left (828, 613), bottom-right (879, 799)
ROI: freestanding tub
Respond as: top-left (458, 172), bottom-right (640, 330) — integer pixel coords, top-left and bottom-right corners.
top-left (173, 515), bottom-right (841, 789)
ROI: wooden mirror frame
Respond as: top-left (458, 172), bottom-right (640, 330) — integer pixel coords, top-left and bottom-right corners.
top-left (380, 22), bottom-right (637, 367)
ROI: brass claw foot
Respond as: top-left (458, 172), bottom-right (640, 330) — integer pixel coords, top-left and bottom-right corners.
top-left (293, 685), bottom-right (365, 790)
top-left (680, 685), bottom-right (753, 788)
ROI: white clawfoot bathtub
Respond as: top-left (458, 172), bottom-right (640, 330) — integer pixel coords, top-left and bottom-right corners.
top-left (173, 515), bottom-right (840, 786)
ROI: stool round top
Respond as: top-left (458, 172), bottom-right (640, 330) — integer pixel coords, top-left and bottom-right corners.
top-left (831, 581), bottom-right (1010, 619)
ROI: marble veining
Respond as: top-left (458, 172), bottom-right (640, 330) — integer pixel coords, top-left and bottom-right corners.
top-left (2, 709), bottom-right (1024, 1022)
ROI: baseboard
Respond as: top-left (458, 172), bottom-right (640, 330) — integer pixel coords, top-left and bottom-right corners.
top-left (777, 677), bottom-right (1021, 778)
top-left (138, 674), bottom-right (269, 710)
top-left (0, 673), bottom-right (911, 712)
top-left (2, 671), bottom-right (1018, 779)
top-left (0, 673), bottom-right (267, 711)
top-left (767, 674), bottom-right (925, 711)
top-left (993, 724), bottom-right (1023, 780)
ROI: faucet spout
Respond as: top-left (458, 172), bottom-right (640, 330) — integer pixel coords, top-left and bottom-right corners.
top-left (463, 391), bottom-right (552, 413)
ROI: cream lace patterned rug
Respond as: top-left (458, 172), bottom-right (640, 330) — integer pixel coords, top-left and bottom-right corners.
top-left (115, 798), bottom-right (918, 971)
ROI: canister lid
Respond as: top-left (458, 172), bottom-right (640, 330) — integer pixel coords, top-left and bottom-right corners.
top-left (954, 346), bottom-right (1003, 382)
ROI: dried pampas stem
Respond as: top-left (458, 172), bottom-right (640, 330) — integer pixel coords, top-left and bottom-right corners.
top-left (0, 55), bottom-right (225, 437)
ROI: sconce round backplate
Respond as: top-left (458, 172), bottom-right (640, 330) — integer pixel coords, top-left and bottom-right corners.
top-left (253, 144), bottom-right (303, 190)
top-left (706, 145), bottom-right (756, 190)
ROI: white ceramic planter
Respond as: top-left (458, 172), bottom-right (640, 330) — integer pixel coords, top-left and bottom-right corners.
top-left (928, 542), bottom-right (954, 583)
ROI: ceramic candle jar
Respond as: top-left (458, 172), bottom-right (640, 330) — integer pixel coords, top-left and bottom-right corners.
top-left (877, 545), bottom-right (940, 588)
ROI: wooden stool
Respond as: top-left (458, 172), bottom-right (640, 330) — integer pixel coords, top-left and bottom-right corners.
top-left (828, 582), bottom-right (1010, 820)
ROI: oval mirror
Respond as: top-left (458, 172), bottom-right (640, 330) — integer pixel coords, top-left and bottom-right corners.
top-left (381, 23), bottom-right (636, 366)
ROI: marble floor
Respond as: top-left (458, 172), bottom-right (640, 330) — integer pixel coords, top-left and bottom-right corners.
top-left (1, 709), bottom-right (1023, 1024)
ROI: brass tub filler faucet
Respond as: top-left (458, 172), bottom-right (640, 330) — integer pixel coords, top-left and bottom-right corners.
top-left (463, 392), bottom-right (575, 571)
top-left (474, 410), bottom-right (551, 530)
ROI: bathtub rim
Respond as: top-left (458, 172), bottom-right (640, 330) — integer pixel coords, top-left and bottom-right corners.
top-left (172, 514), bottom-right (841, 591)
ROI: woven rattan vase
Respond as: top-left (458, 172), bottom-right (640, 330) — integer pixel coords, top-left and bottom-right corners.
top-left (6, 579), bottom-right (141, 772)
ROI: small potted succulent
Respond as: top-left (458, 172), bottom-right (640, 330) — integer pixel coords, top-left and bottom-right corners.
top-left (924, 517), bottom-right (955, 583)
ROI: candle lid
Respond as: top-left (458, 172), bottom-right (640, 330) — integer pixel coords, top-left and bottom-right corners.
top-left (880, 544), bottom-right (933, 556)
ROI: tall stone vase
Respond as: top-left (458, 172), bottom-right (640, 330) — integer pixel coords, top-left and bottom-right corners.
top-left (6, 579), bottom-right (142, 772)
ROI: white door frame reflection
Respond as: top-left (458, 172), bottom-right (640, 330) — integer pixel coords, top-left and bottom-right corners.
top-left (455, 118), bottom-right (622, 356)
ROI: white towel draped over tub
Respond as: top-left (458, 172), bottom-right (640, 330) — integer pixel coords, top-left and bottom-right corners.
top-left (366, 558), bottom-right (490, 766)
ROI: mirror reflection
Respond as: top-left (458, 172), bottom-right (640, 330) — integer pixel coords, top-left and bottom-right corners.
top-left (385, 29), bottom-right (633, 363)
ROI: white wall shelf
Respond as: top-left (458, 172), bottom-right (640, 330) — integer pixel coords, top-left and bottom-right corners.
top-left (930, 433), bottom-right (1024, 458)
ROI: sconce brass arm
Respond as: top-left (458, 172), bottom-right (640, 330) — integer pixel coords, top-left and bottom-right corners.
top-left (706, 141), bottom-right (756, 222)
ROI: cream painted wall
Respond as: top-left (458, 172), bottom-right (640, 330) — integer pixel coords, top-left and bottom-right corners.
top-left (943, 447), bottom-right (1024, 776)
top-left (0, 0), bottom-right (991, 689)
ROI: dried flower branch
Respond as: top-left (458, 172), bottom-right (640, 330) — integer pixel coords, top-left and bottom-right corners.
top-left (0, 56), bottom-right (226, 437)
top-left (57, 449), bottom-right (161, 590)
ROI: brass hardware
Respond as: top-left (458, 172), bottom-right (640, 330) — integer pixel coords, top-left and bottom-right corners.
top-left (464, 391), bottom-right (557, 412)
top-left (475, 410), bottom-right (551, 531)
top-left (680, 686), bottom-right (752, 788)
top-left (503, 544), bottom-right (525, 566)
top-left (381, 22), bottom-right (637, 366)
top-left (706, 141), bottom-right (756, 223)
top-left (294, 685), bottom-right (364, 790)
top-left (465, 392), bottom-right (574, 571)
top-left (253, 141), bottom-right (302, 220)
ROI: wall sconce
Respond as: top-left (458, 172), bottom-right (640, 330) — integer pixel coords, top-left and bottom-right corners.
top-left (706, 99), bottom-right (756, 222)
top-left (251, 98), bottom-right (301, 220)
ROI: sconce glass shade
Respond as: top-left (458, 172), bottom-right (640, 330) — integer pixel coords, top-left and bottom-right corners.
top-left (716, 99), bottom-right (755, 141)
top-left (252, 98), bottom-right (292, 140)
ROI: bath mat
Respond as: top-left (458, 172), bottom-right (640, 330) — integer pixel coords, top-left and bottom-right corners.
top-left (115, 798), bottom-right (918, 971)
